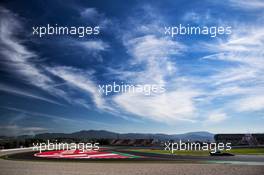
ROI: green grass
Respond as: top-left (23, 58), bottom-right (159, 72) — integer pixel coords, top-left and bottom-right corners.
top-left (129, 149), bottom-right (209, 156)
top-left (129, 148), bottom-right (264, 156)
top-left (225, 148), bottom-right (264, 155)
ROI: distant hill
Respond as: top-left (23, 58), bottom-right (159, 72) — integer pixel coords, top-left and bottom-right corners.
top-left (34, 130), bottom-right (214, 142)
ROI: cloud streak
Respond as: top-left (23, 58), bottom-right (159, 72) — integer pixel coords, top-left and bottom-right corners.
top-left (0, 6), bottom-right (110, 112)
top-left (47, 66), bottom-right (112, 111)
top-left (110, 8), bottom-right (201, 123)
top-left (0, 83), bottom-right (63, 105)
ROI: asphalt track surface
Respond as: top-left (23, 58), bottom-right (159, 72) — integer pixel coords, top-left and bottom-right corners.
top-left (117, 149), bottom-right (264, 164)
top-left (1, 147), bottom-right (264, 175)
top-left (3, 147), bottom-right (264, 163)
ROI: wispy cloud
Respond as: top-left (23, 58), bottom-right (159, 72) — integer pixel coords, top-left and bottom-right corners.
top-left (80, 7), bottom-right (111, 27)
top-left (182, 11), bottom-right (212, 24)
top-left (47, 66), bottom-right (112, 111)
top-left (109, 7), bottom-right (202, 123)
top-left (0, 83), bottom-right (62, 105)
top-left (206, 111), bottom-right (228, 123)
top-left (227, 0), bottom-right (264, 10)
top-left (0, 7), bottom-right (70, 102)
top-left (0, 125), bottom-right (47, 136)
top-left (1, 106), bottom-right (77, 123)
top-left (233, 96), bottom-right (264, 112)
top-left (1, 106), bottom-right (110, 127)
top-left (80, 40), bottom-right (109, 51)
top-left (114, 90), bottom-right (199, 123)
top-left (0, 6), bottom-right (109, 111)
top-left (0, 7), bottom-right (51, 87)
top-left (1, 2), bottom-right (264, 133)
top-left (198, 24), bottom-right (264, 114)
top-left (124, 35), bottom-right (185, 84)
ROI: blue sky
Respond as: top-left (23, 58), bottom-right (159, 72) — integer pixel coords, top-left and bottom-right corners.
top-left (0, 0), bottom-right (264, 136)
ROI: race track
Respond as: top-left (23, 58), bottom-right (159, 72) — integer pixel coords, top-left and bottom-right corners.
top-left (1, 147), bottom-right (264, 175)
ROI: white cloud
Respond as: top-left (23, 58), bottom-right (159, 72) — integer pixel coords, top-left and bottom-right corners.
top-left (212, 86), bottom-right (250, 97)
top-left (2, 106), bottom-right (76, 123)
top-left (0, 83), bottom-right (62, 105)
top-left (80, 40), bottom-right (109, 51)
top-left (210, 66), bottom-right (258, 86)
top-left (234, 96), bottom-right (264, 112)
top-left (202, 27), bottom-right (264, 54)
top-left (206, 111), bottom-right (227, 123)
top-left (0, 8), bottom-right (52, 87)
top-left (105, 6), bottom-right (205, 124)
top-left (199, 24), bottom-right (264, 113)
top-left (228, 0), bottom-right (264, 9)
top-left (183, 11), bottom-right (212, 24)
top-left (81, 8), bottom-right (100, 20)
top-left (122, 35), bottom-right (186, 84)
top-left (0, 7), bottom-right (109, 111)
top-left (0, 7), bottom-right (72, 103)
top-left (0, 125), bottom-right (47, 136)
top-left (47, 66), bottom-right (111, 111)
top-left (114, 90), bottom-right (199, 123)
top-left (2, 106), bottom-right (110, 127)
top-left (80, 7), bottom-right (111, 27)
top-left (108, 11), bottom-right (203, 123)
top-left (126, 35), bottom-right (185, 61)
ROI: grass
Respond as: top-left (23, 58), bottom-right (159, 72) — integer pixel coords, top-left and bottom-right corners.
top-left (225, 148), bottom-right (264, 155)
top-left (129, 148), bottom-right (264, 156)
top-left (129, 149), bottom-right (209, 156)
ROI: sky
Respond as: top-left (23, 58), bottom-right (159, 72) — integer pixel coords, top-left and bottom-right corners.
top-left (0, 0), bottom-right (264, 136)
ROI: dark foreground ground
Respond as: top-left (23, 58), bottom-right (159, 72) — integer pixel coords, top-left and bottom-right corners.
top-left (0, 148), bottom-right (264, 175)
top-left (1, 158), bottom-right (264, 175)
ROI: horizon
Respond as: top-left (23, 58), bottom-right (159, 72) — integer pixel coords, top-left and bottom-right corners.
top-left (1, 129), bottom-right (214, 137)
top-left (2, 129), bottom-right (264, 137)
